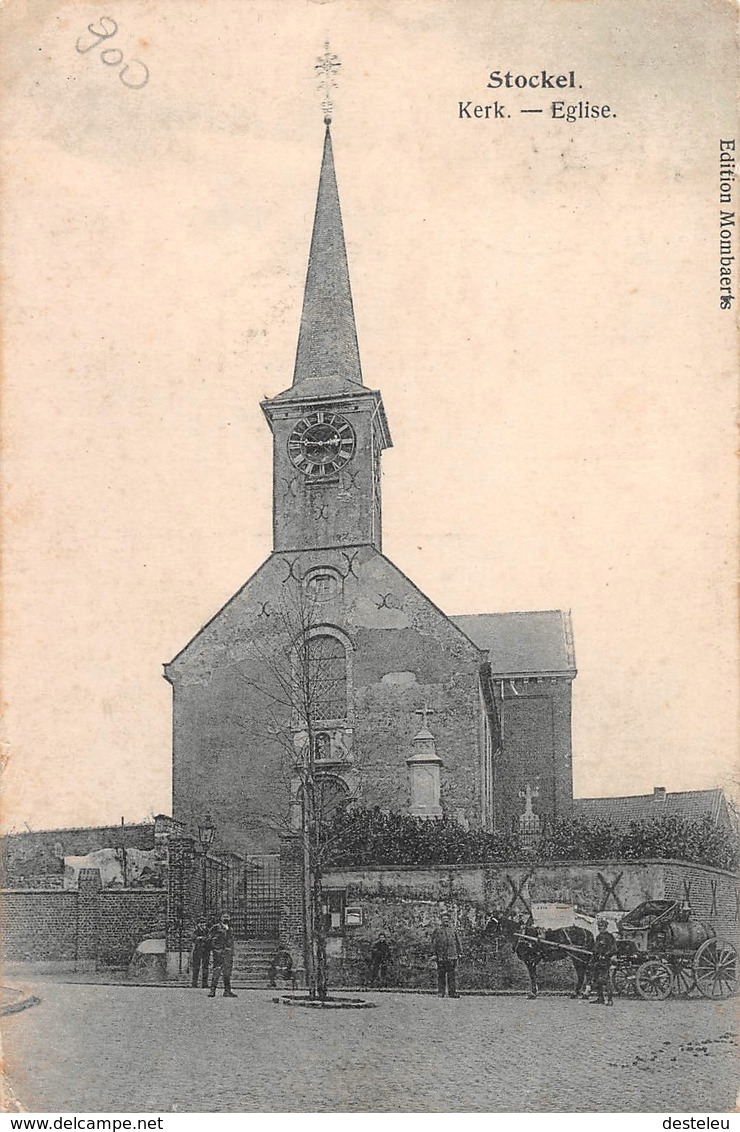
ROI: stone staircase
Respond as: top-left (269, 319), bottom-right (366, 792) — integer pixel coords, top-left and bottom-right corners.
top-left (231, 938), bottom-right (280, 988)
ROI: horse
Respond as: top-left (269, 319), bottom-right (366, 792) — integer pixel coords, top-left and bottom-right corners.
top-left (485, 909), bottom-right (594, 999)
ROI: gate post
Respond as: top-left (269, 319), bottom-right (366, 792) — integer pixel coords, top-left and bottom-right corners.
top-left (166, 836), bottom-right (198, 978)
top-left (280, 834), bottom-right (305, 985)
top-left (77, 868), bottom-right (102, 972)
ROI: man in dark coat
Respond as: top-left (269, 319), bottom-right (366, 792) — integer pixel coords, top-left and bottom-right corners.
top-left (208, 912), bottom-right (237, 998)
top-left (191, 918), bottom-right (211, 988)
top-left (431, 912), bottom-right (463, 998)
top-left (591, 916), bottom-right (616, 1005)
top-left (369, 933), bottom-right (392, 987)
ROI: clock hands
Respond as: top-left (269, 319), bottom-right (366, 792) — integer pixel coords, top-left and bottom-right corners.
top-left (288, 412), bottom-right (355, 475)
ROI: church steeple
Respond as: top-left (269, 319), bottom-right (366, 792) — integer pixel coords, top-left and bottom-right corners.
top-left (261, 81), bottom-right (391, 555)
top-left (292, 123), bottom-right (362, 390)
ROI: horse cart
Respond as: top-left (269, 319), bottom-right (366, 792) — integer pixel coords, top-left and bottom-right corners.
top-left (611, 900), bottom-right (738, 1001)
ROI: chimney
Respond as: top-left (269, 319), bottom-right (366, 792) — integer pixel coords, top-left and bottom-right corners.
top-left (653, 786), bottom-right (667, 801)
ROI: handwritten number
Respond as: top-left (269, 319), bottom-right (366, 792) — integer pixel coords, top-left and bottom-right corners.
top-left (119, 60), bottom-right (149, 89)
top-left (76, 17), bottom-right (149, 89)
top-left (95, 17), bottom-right (119, 37)
top-left (75, 16), bottom-right (118, 53)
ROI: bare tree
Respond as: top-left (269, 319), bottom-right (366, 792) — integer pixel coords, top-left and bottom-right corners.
top-left (235, 578), bottom-right (357, 999)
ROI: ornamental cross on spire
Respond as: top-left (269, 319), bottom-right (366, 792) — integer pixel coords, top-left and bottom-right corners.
top-left (315, 42), bottom-right (341, 122)
top-left (415, 705), bottom-right (436, 730)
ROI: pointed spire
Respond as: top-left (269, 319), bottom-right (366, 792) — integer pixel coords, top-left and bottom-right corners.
top-left (292, 123), bottom-right (363, 389)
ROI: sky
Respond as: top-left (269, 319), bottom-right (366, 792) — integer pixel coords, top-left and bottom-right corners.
top-left (1, 0), bottom-right (737, 831)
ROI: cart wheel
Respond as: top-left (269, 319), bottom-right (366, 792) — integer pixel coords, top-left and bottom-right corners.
top-left (612, 966), bottom-right (636, 998)
top-left (670, 963), bottom-right (696, 998)
top-left (635, 959), bottom-right (672, 1000)
top-left (694, 939), bottom-right (738, 999)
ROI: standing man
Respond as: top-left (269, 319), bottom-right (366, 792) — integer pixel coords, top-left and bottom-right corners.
top-left (590, 916), bottom-right (616, 1006)
top-left (191, 918), bottom-right (211, 989)
top-left (369, 933), bottom-right (392, 988)
top-left (208, 912), bottom-right (237, 998)
top-left (431, 912), bottom-right (463, 998)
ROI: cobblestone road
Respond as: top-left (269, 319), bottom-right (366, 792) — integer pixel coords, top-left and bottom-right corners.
top-left (3, 982), bottom-right (737, 1113)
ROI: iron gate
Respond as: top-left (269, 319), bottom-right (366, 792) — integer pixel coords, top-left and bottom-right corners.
top-left (203, 853), bottom-right (241, 919)
top-left (242, 854), bottom-right (280, 939)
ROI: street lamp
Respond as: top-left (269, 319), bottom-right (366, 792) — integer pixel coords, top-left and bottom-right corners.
top-left (198, 815), bottom-right (216, 915)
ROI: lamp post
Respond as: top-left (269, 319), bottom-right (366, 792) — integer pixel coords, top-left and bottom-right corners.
top-left (198, 815), bottom-right (216, 916)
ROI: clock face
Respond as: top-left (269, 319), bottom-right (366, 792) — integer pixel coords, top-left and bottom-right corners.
top-left (288, 412), bottom-right (356, 477)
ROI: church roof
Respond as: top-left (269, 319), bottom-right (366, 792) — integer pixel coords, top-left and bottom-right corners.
top-left (291, 123), bottom-right (363, 392)
top-left (573, 787), bottom-right (732, 829)
top-left (451, 610), bottom-right (576, 677)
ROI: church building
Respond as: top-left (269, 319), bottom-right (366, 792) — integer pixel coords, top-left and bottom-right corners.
top-left (165, 120), bottom-right (576, 858)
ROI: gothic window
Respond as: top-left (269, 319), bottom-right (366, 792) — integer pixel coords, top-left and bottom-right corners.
top-left (308, 633), bottom-right (348, 723)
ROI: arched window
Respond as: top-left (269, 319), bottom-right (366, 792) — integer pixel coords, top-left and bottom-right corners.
top-left (316, 774), bottom-right (350, 823)
top-left (299, 774), bottom-right (351, 829)
top-left (308, 633), bottom-right (347, 723)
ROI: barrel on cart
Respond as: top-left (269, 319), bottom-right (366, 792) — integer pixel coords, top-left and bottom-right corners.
top-left (611, 899), bottom-right (737, 1001)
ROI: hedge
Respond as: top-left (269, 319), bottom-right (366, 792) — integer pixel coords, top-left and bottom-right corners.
top-left (322, 807), bottom-right (738, 871)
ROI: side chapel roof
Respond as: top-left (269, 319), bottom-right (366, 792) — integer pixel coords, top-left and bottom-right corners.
top-left (451, 610), bottom-right (576, 678)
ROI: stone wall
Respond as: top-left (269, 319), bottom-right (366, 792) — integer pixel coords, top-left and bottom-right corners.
top-left (2, 869), bottom-right (167, 972)
top-left (1, 822), bottom-right (157, 882)
top-left (318, 858), bottom-right (740, 992)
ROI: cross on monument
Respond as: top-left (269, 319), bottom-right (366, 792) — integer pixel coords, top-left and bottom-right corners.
top-left (315, 42), bottom-right (341, 121)
top-left (415, 705), bottom-right (435, 730)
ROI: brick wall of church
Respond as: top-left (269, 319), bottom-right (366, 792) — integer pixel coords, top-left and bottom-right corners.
top-left (170, 550), bottom-right (488, 856)
top-left (172, 638), bottom-right (483, 856)
top-left (172, 671), bottom-right (289, 857)
top-left (492, 680), bottom-right (573, 834)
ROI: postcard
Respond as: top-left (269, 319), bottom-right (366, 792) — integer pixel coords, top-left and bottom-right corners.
top-left (1, 0), bottom-right (737, 1115)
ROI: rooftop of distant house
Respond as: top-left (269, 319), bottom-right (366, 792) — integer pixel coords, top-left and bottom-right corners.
top-left (574, 786), bottom-right (735, 829)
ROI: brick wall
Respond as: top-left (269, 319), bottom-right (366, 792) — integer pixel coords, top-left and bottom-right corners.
top-left (492, 680), bottom-right (573, 833)
top-left (663, 861), bottom-right (739, 940)
top-left (2, 890), bottom-right (79, 962)
top-left (99, 890), bottom-right (167, 964)
top-left (2, 869), bottom-right (167, 971)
